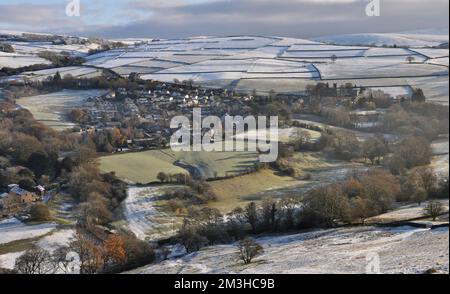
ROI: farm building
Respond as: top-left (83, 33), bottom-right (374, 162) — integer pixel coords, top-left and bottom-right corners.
top-left (0, 184), bottom-right (38, 208)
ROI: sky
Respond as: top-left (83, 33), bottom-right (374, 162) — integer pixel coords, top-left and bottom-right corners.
top-left (0, 0), bottom-right (448, 39)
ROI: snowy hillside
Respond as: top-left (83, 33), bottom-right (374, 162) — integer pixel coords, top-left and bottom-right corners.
top-left (2, 29), bottom-right (448, 103)
top-left (314, 29), bottom-right (449, 47)
top-left (78, 34), bottom-right (450, 103)
top-left (130, 226), bottom-right (449, 274)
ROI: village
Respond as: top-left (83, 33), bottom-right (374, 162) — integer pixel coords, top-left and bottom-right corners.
top-left (72, 79), bottom-right (258, 151)
top-left (69, 75), bottom-right (414, 154)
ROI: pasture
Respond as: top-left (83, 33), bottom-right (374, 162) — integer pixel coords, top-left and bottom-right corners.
top-left (99, 149), bottom-right (259, 184)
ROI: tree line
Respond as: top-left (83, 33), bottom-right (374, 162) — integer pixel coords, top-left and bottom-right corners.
top-left (174, 167), bottom-right (448, 254)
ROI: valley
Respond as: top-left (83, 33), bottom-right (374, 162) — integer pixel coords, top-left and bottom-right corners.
top-left (0, 28), bottom-right (448, 275)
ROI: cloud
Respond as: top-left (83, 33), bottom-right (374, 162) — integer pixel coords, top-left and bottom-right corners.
top-left (0, 0), bottom-right (448, 38)
top-left (0, 3), bottom-right (61, 26)
top-left (128, 0), bottom-right (186, 10)
top-left (0, 2), bottom-right (90, 34)
top-left (89, 0), bottom-right (449, 38)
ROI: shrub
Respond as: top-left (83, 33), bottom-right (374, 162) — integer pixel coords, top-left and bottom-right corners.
top-left (330, 132), bottom-right (361, 161)
top-left (29, 204), bottom-right (51, 221)
top-left (121, 234), bottom-right (155, 269)
top-left (0, 43), bottom-right (15, 53)
top-left (157, 172), bottom-right (169, 183)
top-left (302, 184), bottom-right (352, 227)
top-left (387, 136), bottom-right (432, 174)
top-left (178, 225), bottom-right (209, 253)
top-left (237, 238), bottom-right (264, 264)
top-left (424, 201), bottom-right (445, 221)
top-left (360, 170), bottom-right (400, 214)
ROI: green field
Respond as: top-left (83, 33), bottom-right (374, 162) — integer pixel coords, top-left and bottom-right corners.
top-left (208, 152), bottom-right (331, 212)
top-left (99, 150), bottom-right (186, 184)
top-left (99, 149), bottom-right (258, 184)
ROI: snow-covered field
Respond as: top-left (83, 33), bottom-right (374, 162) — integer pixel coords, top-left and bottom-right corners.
top-left (0, 215), bottom-right (75, 271)
top-left (427, 57), bottom-right (449, 67)
top-left (36, 229), bottom-right (75, 253)
top-left (0, 226), bottom-right (75, 271)
top-left (315, 58), bottom-right (443, 79)
top-left (407, 76), bottom-right (450, 105)
top-left (282, 49), bottom-right (366, 59)
top-left (367, 200), bottom-right (449, 224)
top-left (16, 89), bottom-right (107, 130)
top-left (122, 186), bottom-right (183, 241)
top-left (0, 31), bottom-right (101, 71)
top-left (0, 218), bottom-right (57, 245)
top-left (0, 251), bottom-right (25, 270)
top-left (314, 29), bottom-right (449, 47)
top-left (3, 32), bottom-right (446, 102)
top-left (9, 42), bottom-right (100, 56)
top-left (17, 66), bottom-right (104, 82)
top-left (410, 49), bottom-right (449, 59)
top-left (0, 53), bottom-right (51, 68)
top-left (364, 47), bottom-right (418, 57)
top-left (79, 34), bottom-right (449, 103)
top-left (130, 226), bottom-right (449, 274)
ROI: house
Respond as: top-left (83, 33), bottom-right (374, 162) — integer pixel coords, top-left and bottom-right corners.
top-left (2, 184), bottom-right (37, 206)
top-left (34, 185), bottom-right (46, 197)
top-left (10, 185), bottom-right (36, 203)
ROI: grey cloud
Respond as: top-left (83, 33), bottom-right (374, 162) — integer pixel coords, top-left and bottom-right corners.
top-left (1, 0), bottom-right (448, 38)
top-left (0, 2), bottom-right (97, 34)
top-left (86, 0), bottom-right (449, 38)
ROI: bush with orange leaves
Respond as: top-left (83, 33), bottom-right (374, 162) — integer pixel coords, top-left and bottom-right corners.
top-left (103, 234), bottom-right (126, 265)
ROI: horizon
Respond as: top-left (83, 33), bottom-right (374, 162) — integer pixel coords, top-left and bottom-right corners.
top-left (1, 27), bottom-right (449, 41)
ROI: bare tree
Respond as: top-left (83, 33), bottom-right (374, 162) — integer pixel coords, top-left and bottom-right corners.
top-left (14, 248), bottom-right (54, 274)
top-left (237, 238), bottom-right (264, 264)
top-left (424, 201), bottom-right (445, 221)
top-left (52, 246), bottom-right (75, 274)
top-left (416, 168), bottom-right (437, 197)
top-left (403, 170), bottom-right (429, 205)
top-left (362, 134), bottom-right (388, 165)
top-left (349, 196), bottom-right (371, 224)
top-left (411, 188), bottom-right (427, 206)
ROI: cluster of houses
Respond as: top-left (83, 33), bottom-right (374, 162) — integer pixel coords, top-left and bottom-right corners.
top-left (70, 78), bottom-right (413, 152)
top-left (355, 87), bottom-right (412, 104)
top-left (76, 83), bottom-right (255, 150)
top-left (0, 184), bottom-right (46, 212)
